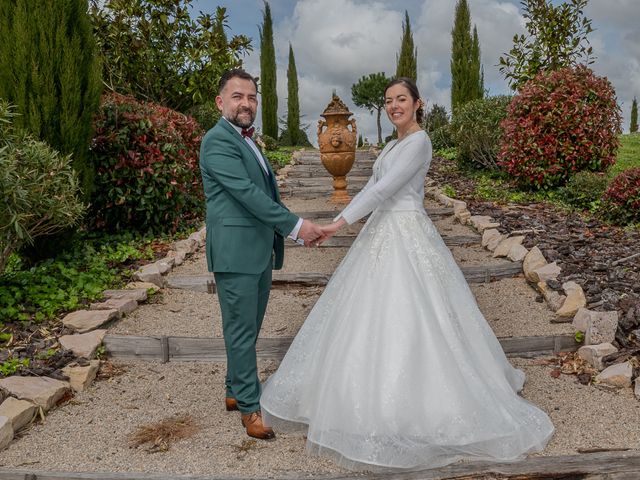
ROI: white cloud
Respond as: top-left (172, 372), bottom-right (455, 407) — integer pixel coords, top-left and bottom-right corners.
top-left (241, 0), bottom-right (640, 139)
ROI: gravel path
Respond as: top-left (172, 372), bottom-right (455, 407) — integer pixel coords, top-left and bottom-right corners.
top-left (0, 153), bottom-right (626, 476)
top-left (1, 358), bottom-right (638, 476)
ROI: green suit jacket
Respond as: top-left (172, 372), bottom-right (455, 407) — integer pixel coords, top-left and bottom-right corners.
top-left (199, 119), bottom-right (299, 274)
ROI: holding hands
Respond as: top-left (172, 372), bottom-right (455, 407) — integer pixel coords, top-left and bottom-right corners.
top-left (297, 218), bottom-right (347, 247)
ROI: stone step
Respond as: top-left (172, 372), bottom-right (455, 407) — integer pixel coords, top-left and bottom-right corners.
top-left (167, 262), bottom-right (522, 293)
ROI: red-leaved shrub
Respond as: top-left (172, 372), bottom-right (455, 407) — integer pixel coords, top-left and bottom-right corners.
top-left (499, 65), bottom-right (622, 189)
top-left (602, 167), bottom-right (640, 224)
top-left (90, 93), bottom-right (204, 233)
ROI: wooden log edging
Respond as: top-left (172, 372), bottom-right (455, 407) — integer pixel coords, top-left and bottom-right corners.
top-left (167, 263), bottom-right (522, 294)
top-left (104, 333), bottom-right (579, 362)
top-left (284, 234), bottom-right (481, 248)
top-left (293, 207), bottom-right (455, 221)
top-left (1, 449), bottom-right (640, 480)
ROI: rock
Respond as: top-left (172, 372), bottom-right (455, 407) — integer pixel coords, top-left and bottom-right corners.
top-left (556, 281), bottom-right (587, 318)
top-left (125, 282), bottom-right (160, 293)
top-left (529, 262), bottom-right (561, 284)
top-left (482, 228), bottom-right (501, 248)
top-left (538, 282), bottom-right (567, 314)
top-left (493, 236), bottom-right (525, 258)
top-left (165, 250), bottom-right (186, 267)
top-left (454, 209), bottom-right (471, 225)
top-left (188, 230), bottom-right (205, 247)
top-left (174, 238), bottom-right (198, 255)
top-left (635, 379), bottom-right (640, 400)
top-left (155, 257), bottom-right (175, 274)
top-left (451, 199), bottom-right (467, 213)
top-left (133, 263), bottom-right (164, 288)
top-left (58, 330), bottom-right (107, 358)
top-left (586, 311), bottom-right (619, 345)
top-left (487, 234), bottom-right (505, 252)
top-left (596, 361), bottom-right (633, 388)
top-left (577, 343), bottom-right (618, 370)
top-left (62, 361), bottom-right (100, 392)
top-left (469, 215), bottom-right (500, 233)
top-left (90, 297), bottom-right (137, 316)
top-left (0, 416), bottom-right (12, 450)
top-left (62, 309), bottom-right (119, 333)
top-left (523, 246), bottom-right (548, 282)
top-left (507, 244), bottom-right (528, 262)
top-left (197, 226), bottom-right (207, 244)
top-left (102, 289), bottom-right (148, 302)
top-left (0, 397), bottom-right (37, 431)
top-left (0, 376), bottom-right (70, 411)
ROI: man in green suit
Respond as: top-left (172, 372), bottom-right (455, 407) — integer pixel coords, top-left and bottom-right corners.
top-left (199, 69), bottom-right (323, 440)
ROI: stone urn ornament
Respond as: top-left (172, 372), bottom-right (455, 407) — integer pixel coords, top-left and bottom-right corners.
top-left (317, 94), bottom-right (357, 204)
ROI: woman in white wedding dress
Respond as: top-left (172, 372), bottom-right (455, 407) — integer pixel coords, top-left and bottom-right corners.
top-left (260, 77), bottom-right (554, 470)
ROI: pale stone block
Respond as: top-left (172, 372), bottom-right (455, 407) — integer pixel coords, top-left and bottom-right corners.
top-left (596, 361), bottom-right (633, 388)
top-left (174, 238), bottom-right (198, 255)
top-left (537, 282), bottom-right (566, 314)
top-left (577, 343), bottom-right (618, 371)
top-left (507, 244), bottom-right (528, 262)
top-left (455, 210), bottom-right (471, 225)
top-left (635, 379), bottom-right (640, 401)
top-left (0, 377), bottom-right (70, 411)
top-left (556, 281), bottom-right (587, 318)
top-left (0, 397), bottom-right (37, 431)
top-left (125, 282), bottom-right (160, 293)
top-left (165, 250), bottom-right (186, 267)
top-left (62, 361), bottom-right (100, 392)
top-left (102, 289), bottom-right (148, 302)
top-left (0, 416), bottom-right (13, 450)
top-left (523, 246), bottom-right (548, 282)
top-left (154, 258), bottom-right (174, 275)
top-left (59, 330), bottom-right (107, 358)
top-left (586, 311), bottom-right (619, 345)
top-left (482, 228), bottom-right (501, 248)
top-left (572, 307), bottom-right (592, 332)
top-left (530, 262), bottom-right (561, 284)
top-left (469, 215), bottom-right (500, 233)
top-left (90, 297), bottom-right (137, 316)
top-left (62, 309), bottom-right (119, 333)
top-left (493, 236), bottom-right (525, 258)
top-left (487, 233), bottom-right (505, 252)
top-left (133, 263), bottom-right (164, 288)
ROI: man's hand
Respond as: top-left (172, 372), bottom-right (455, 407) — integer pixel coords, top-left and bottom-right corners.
top-left (298, 219), bottom-right (324, 247)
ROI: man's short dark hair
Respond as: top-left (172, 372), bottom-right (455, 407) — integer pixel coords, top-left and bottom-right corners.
top-left (218, 69), bottom-right (259, 94)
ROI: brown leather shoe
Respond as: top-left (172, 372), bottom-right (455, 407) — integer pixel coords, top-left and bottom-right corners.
top-left (225, 397), bottom-right (239, 411)
top-left (241, 411), bottom-right (275, 440)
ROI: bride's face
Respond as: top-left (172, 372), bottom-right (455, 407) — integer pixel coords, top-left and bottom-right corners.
top-left (384, 84), bottom-right (418, 130)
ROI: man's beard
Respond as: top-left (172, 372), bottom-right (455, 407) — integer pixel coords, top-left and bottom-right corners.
top-left (229, 108), bottom-right (255, 128)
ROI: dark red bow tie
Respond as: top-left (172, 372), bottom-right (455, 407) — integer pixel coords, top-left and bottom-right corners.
top-left (241, 126), bottom-right (255, 138)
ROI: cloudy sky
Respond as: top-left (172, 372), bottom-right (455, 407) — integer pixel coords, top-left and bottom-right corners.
top-left (192, 0), bottom-right (639, 142)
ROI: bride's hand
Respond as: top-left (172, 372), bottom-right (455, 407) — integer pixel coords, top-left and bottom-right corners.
top-left (317, 218), bottom-right (346, 244)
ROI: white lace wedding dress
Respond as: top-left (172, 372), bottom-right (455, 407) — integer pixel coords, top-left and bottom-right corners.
top-left (260, 131), bottom-right (554, 470)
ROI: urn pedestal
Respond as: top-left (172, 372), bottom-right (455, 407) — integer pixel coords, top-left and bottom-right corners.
top-left (317, 94), bottom-right (357, 204)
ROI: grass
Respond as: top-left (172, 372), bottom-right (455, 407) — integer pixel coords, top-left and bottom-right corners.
top-left (129, 414), bottom-right (199, 453)
top-left (612, 133), bottom-right (640, 175)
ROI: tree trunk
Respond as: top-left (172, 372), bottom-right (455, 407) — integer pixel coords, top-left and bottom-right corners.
top-left (376, 107), bottom-right (382, 144)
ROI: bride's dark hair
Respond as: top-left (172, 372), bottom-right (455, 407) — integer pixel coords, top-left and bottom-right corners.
top-left (384, 77), bottom-right (425, 124)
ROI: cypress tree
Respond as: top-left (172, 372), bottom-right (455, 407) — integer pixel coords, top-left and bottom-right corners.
top-left (0, 0), bottom-right (101, 198)
top-left (472, 26), bottom-right (484, 98)
top-left (286, 44), bottom-right (300, 146)
top-left (259, 1), bottom-right (278, 139)
top-left (450, 0), bottom-right (483, 116)
top-left (395, 11), bottom-right (417, 82)
top-left (631, 97), bottom-right (638, 133)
